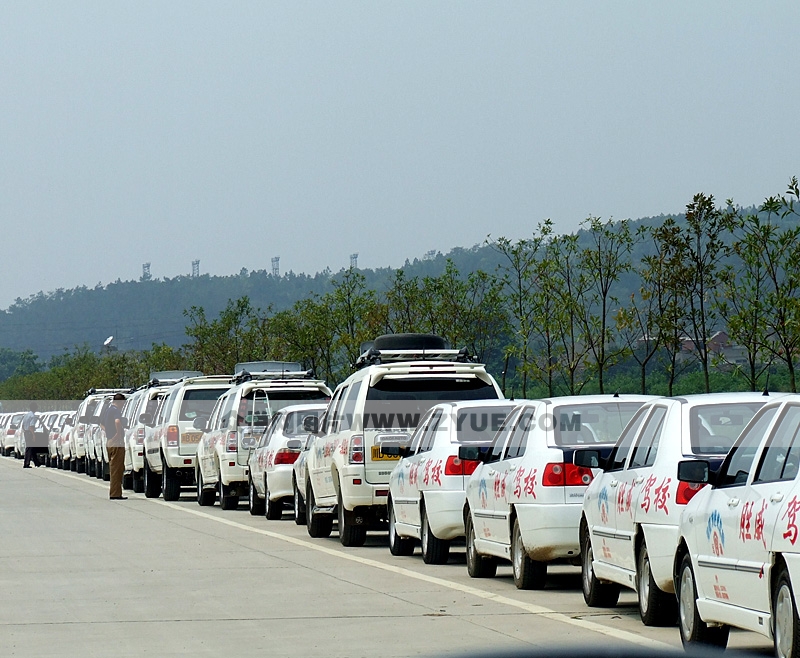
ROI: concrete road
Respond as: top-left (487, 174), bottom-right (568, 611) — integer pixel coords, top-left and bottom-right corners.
top-left (0, 456), bottom-right (773, 657)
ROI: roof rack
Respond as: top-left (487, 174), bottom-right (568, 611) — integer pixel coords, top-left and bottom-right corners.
top-left (354, 347), bottom-right (477, 370)
top-left (231, 368), bottom-right (317, 385)
top-left (84, 387), bottom-right (130, 397)
top-left (149, 370), bottom-right (203, 380)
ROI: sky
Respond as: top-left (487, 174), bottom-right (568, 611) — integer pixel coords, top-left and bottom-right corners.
top-left (1, 1), bottom-right (799, 310)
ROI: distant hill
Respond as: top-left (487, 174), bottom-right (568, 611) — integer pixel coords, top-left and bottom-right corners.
top-left (0, 206), bottom-right (785, 361)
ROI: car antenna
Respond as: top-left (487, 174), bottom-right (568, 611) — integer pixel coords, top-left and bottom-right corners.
top-left (763, 374), bottom-right (770, 396)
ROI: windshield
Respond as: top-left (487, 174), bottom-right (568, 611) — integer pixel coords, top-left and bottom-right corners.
top-left (455, 405), bottom-right (515, 444)
top-left (283, 408), bottom-right (324, 437)
top-left (689, 401), bottom-right (765, 455)
top-left (552, 402), bottom-right (644, 446)
top-left (239, 390), bottom-right (328, 427)
top-left (364, 377), bottom-right (499, 429)
top-left (179, 388), bottom-right (228, 421)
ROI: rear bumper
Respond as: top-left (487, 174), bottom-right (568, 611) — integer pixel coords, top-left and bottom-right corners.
top-left (423, 490), bottom-right (467, 540)
top-left (267, 465), bottom-right (294, 500)
top-left (515, 502), bottom-right (583, 561)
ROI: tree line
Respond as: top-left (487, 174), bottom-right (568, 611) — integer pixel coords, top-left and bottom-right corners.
top-left (3, 178), bottom-right (800, 401)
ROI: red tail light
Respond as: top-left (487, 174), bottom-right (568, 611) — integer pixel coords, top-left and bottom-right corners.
top-left (349, 435), bottom-right (364, 464)
top-left (542, 463), bottom-right (594, 487)
top-left (225, 431), bottom-right (238, 453)
top-left (78, 426), bottom-right (85, 438)
top-left (167, 425), bottom-right (179, 447)
top-left (136, 428), bottom-right (145, 445)
top-left (274, 448), bottom-right (299, 465)
top-left (6, 428), bottom-right (14, 435)
top-left (676, 481), bottom-right (705, 505)
top-left (444, 455), bottom-right (480, 476)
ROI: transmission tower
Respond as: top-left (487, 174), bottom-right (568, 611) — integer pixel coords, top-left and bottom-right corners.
top-left (271, 256), bottom-right (280, 278)
top-left (350, 253), bottom-right (359, 269)
top-left (192, 260), bottom-right (200, 277)
top-left (142, 262), bottom-right (151, 280)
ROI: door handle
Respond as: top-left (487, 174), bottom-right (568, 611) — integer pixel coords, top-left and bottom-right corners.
top-left (771, 493), bottom-right (785, 503)
top-left (727, 497), bottom-right (740, 508)
top-left (508, 467), bottom-right (517, 472)
top-left (610, 479), bottom-right (619, 488)
top-left (634, 476), bottom-right (644, 484)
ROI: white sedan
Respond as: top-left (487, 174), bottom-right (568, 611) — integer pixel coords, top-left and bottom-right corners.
top-left (386, 400), bottom-right (515, 564)
top-left (675, 393), bottom-right (800, 657)
top-left (579, 391), bottom-right (774, 627)
top-left (248, 404), bottom-right (326, 519)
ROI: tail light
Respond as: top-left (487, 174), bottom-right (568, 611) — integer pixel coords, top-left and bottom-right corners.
top-left (444, 455), bottom-right (480, 476)
top-left (274, 448), bottom-right (300, 465)
top-left (349, 435), bottom-right (364, 464)
top-left (542, 463), bottom-right (594, 487)
top-left (167, 425), bottom-right (179, 447)
top-left (78, 425), bottom-right (85, 438)
top-left (6, 428), bottom-right (14, 435)
top-left (677, 481), bottom-right (705, 505)
top-left (225, 431), bottom-right (238, 453)
top-left (136, 428), bottom-right (145, 445)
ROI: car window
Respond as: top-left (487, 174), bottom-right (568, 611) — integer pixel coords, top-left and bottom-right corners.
top-left (418, 410), bottom-right (444, 454)
top-left (754, 405), bottom-right (800, 484)
top-left (629, 406), bottom-right (667, 469)
top-left (606, 406), bottom-right (649, 472)
top-left (327, 385), bottom-right (348, 434)
top-left (455, 405), bottom-right (514, 444)
top-left (486, 408), bottom-right (517, 463)
top-left (553, 401), bottom-right (644, 446)
top-left (717, 406), bottom-right (778, 488)
top-left (338, 381), bottom-right (362, 432)
top-left (217, 393), bottom-right (236, 429)
top-left (689, 402), bottom-right (764, 455)
top-left (258, 413), bottom-right (282, 449)
top-left (505, 408), bottom-right (534, 459)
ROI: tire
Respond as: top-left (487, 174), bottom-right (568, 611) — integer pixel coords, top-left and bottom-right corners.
top-left (248, 477), bottom-right (266, 516)
top-left (122, 471), bottom-right (134, 491)
top-left (63, 458), bottom-right (71, 471)
top-left (86, 457), bottom-right (94, 476)
top-left (677, 553), bottom-right (729, 648)
top-left (219, 477), bottom-right (239, 510)
top-left (581, 524), bottom-right (621, 607)
top-left (95, 456), bottom-right (104, 479)
top-left (338, 489), bottom-right (367, 547)
top-left (773, 567), bottom-right (800, 658)
top-left (512, 518), bottom-right (547, 590)
top-left (102, 457), bottom-right (110, 482)
top-left (293, 479), bottom-right (307, 526)
top-left (420, 504), bottom-right (450, 564)
top-left (76, 456), bottom-right (86, 474)
top-left (637, 542), bottom-right (678, 626)
top-left (306, 481), bottom-right (333, 538)
top-left (132, 471), bottom-right (144, 494)
top-left (265, 477), bottom-right (283, 520)
top-left (162, 461), bottom-right (181, 501)
top-left (196, 468), bottom-right (216, 507)
top-left (143, 459), bottom-right (162, 499)
top-left (465, 512), bottom-right (496, 578)
top-left (388, 498), bottom-right (414, 556)
top-left (70, 457), bottom-right (78, 472)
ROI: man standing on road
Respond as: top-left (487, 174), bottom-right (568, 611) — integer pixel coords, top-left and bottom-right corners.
top-left (22, 401), bottom-right (41, 468)
top-left (105, 393), bottom-right (127, 500)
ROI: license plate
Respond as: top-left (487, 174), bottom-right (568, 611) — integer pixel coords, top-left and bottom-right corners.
top-left (371, 446), bottom-right (400, 461)
top-left (181, 432), bottom-right (202, 445)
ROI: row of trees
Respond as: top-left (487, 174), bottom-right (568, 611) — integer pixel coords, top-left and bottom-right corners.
top-left (3, 179), bottom-right (800, 400)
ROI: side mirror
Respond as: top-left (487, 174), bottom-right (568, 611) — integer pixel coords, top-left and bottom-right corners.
top-left (677, 459), bottom-right (711, 485)
top-left (193, 416), bottom-right (208, 432)
top-left (458, 445), bottom-right (485, 462)
top-left (573, 449), bottom-right (602, 469)
top-left (286, 439), bottom-right (302, 450)
top-left (120, 418), bottom-right (129, 430)
top-left (303, 415), bottom-right (319, 434)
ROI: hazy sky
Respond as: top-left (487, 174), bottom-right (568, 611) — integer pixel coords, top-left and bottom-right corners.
top-left (2, 2), bottom-right (799, 309)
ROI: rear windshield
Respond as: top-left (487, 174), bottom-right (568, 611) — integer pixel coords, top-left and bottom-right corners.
top-left (455, 405), bottom-right (515, 444)
top-left (690, 402), bottom-right (765, 455)
top-left (239, 391), bottom-right (329, 426)
top-left (283, 408), bottom-right (324, 437)
top-left (364, 377), bottom-right (499, 429)
top-left (179, 388), bottom-right (228, 421)
top-left (552, 402), bottom-right (644, 446)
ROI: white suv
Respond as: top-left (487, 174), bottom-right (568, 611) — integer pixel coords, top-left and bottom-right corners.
top-left (196, 363), bottom-right (331, 510)
top-left (305, 334), bottom-right (504, 547)
top-left (144, 375), bottom-right (232, 500)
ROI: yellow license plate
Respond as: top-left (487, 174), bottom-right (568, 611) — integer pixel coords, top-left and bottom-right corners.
top-left (181, 432), bottom-right (202, 444)
top-left (371, 446), bottom-right (400, 461)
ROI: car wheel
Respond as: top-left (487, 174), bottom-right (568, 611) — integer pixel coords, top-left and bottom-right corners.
top-left (85, 457), bottom-right (93, 475)
top-left (306, 481), bottom-right (332, 538)
top-left (774, 567), bottom-right (800, 658)
top-left (637, 542), bottom-right (678, 626)
top-left (338, 488), bottom-right (367, 547)
top-left (162, 460), bottom-right (180, 501)
top-left (122, 471), bottom-right (134, 491)
top-left (420, 504), bottom-right (449, 564)
top-left (76, 456), bottom-right (86, 474)
top-left (102, 457), bottom-right (110, 481)
top-left (512, 518), bottom-right (546, 590)
top-left (63, 458), bottom-right (71, 471)
top-left (388, 498), bottom-right (414, 557)
top-left (70, 457), bottom-right (78, 472)
top-left (265, 477), bottom-right (283, 520)
top-left (677, 552), bottom-right (729, 648)
top-left (465, 512), bottom-right (496, 578)
top-left (132, 470), bottom-right (144, 494)
top-left (248, 477), bottom-right (266, 516)
top-left (95, 456), bottom-right (103, 479)
top-left (196, 468), bottom-right (215, 507)
top-left (218, 476), bottom-right (238, 510)
top-left (581, 523), bottom-right (620, 607)
top-left (293, 479), bottom-right (307, 526)
top-left (143, 459), bottom-right (162, 499)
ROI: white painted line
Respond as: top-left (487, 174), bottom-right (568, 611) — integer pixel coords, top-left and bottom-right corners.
top-left (11, 459), bottom-right (672, 649)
